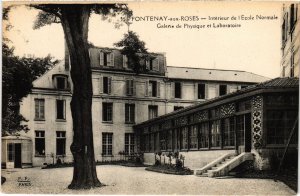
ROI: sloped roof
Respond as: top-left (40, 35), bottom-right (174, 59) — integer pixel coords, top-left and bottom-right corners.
top-left (256, 77), bottom-right (299, 88)
top-left (166, 66), bottom-right (269, 83)
top-left (135, 77), bottom-right (299, 127)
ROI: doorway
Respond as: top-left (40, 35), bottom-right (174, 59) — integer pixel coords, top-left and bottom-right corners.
top-left (14, 143), bottom-right (22, 168)
top-left (236, 113), bottom-right (251, 153)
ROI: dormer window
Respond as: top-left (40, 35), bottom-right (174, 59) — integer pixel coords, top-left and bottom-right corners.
top-left (53, 74), bottom-right (68, 90)
top-left (100, 50), bottom-right (114, 67)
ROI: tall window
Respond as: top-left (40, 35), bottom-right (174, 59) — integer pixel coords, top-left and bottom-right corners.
top-left (219, 85), bottom-right (227, 96)
top-left (126, 79), bottom-right (134, 96)
top-left (236, 115), bottom-right (245, 146)
top-left (290, 4), bottom-right (298, 32)
top-left (181, 127), bottom-right (188, 149)
top-left (174, 82), bottom-right (181, 98)
top-left (189, 125), bottom-right (198, 149)
top-left (56, 100), bottom-right (66, 120)
top-left (35, 99), bottom-right (45, 120)
top-left (103, 77), bottom-right (112, 94)
top-left (211, 120), bottom-right (221, 147)
top-left (103, 103), bottom-right (113, 122)
top-left (102, 133), bottom-right (113, 155)
top-left (149, 81), bottom-right (157, 97)
top-left (223, 118), bottom-right (235, 146)
top-left (125, 104), bottom-right (135, 123)
top-left (199, 123), bottom-right (209, 148)
top-left (290, 52), bottom-right (295, 77)
top-left (56, 131), bottom-right (66, 156)
top-left (148, 105), bottom-right (158, 119)
top-left (198, 84), bottom-right (206, 99)
top-left (125, 133), bottom-right (135, 155)
top-left (166, 129), bottom-right (173, 150)
top-left (35, 131), bottom-right (45, 156)
top-left (160, 131), bottom-right (166, 151)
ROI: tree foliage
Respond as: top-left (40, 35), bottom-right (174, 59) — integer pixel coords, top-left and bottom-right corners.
top-left (114, 31), bottom-right (148, 74)
top-left (2, 43), bottom-right (58, 135)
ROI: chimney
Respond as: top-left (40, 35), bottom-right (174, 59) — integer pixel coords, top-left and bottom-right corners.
top-left (64, 39), bottom-right (70, 71)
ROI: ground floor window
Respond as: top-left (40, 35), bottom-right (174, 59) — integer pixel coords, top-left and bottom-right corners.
top-left (181, 127), bottom-right (188, 149)
top-left (102, 133), bottom-right (113, 155)
top-left (236, 115), bottom-right (245, 146)
top-left (211, 120), bottom-right (221, 147)
top-left (166, 129), bottom-right (172, 150)
top-left (125, 133), bottom-right (134, 155)
top-left (150, 133), bottom-right (155, 152)
top-left (160, 131), bottom-right (166, 151)
top-left (223, 118), bottom-right (235, 146)
top-left (145, 134), bottom-right (149, 152)
top-left (267, 110), bottom-right (298, 145)
top-left (189, 125), bottom-right (198, 149)
top-left (56, 131), bottom-right (66, 156)
top-left (35, 131), bottom-right (45, 156)
top-left (199, 123), bottom-right (209, 148)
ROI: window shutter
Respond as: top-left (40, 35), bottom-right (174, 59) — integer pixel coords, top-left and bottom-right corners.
top-left (126, 80), bottom-right (130, 95)
top-left (146, 59), bottom-right (150, 70)
top-left (100, 51), bottom-right (104, 66)
top-left (123, 55), bottom-right (128, 68)
top-left (110, 53), bottom-right (114, 67)
top-left (99, 76), bottom-right (103, 94)
top-left (145, 81), bottom-right (149, 97)
top-left (92, 78), bottom-right (100, 95)
top-left (171, 82), bottom-right (175, 98)
top-left (153, 58), bottom-right (159, 71)
top-left (108, 77), bottom-right (112, 94)
top-left (157, 81), bottom-right (161, 98)
top-left (133, 80), bottom-right (136, 96)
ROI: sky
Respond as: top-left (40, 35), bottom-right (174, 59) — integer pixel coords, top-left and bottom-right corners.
top-left (4, 2), bottom-right (283, 78)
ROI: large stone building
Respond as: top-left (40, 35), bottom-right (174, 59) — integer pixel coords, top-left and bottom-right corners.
top-left (2, 46), bottom-right (269, 168)
top-left (281, 3), bottom-right (299, 77)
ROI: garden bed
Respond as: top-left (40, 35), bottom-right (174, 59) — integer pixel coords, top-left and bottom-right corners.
top-left (145, 165), bottom-right (193, 175)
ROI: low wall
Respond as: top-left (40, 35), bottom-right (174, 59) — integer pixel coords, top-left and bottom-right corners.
top-left (144, 150), bottom-right (235, 170)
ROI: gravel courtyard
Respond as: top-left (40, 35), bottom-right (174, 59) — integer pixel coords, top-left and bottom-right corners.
top-left (1, 165), bottom-right (296, 195)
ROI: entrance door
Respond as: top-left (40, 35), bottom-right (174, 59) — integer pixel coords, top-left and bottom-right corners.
top-left (14, 143), bottom-right (22, 168)
top-left (236, 113), bottom-right (252, 154)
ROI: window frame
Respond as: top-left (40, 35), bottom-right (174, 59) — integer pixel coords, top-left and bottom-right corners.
top-left (102, 133), bottom-right (113, 156)
top-left (102, 102), bottom-right (113, 123)
top-left (56, 99), bottom-right (66, 120)
top-left (35, 130), bottom-right (45, 157)
top-left (125, 104), bottom-right (135, 124)
top-left (125, 133), bottom-right (135, 155)
top-left (34, 99), bottom-right (45, 121)
top-left (56, 131), bottom-right (66, 156)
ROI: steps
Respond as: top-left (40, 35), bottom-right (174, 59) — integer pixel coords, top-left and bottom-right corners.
top-left (194, 152), bottom-right (254, 178)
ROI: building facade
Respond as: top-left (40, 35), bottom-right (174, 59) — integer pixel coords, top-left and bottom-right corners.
top-left (281, 3), bottom-right (300, 78)
top-left (3, 46), bottom-right (269, 168)
top-left (134, 78), bottom-right (299, 171)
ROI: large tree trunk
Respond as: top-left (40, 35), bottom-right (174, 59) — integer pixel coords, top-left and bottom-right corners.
top-left (60, 6), bottom-right (101, 189)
